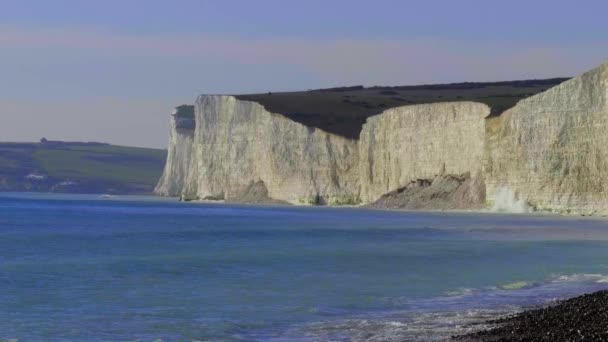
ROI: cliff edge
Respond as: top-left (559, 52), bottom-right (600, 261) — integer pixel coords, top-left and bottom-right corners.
top-left (485, 60), bottom-right (608, 214)
top-left (158, 96), bottom-right (360, 205)
top-left (156, 60), bottom-right (608, 214)
top-left (156, 98), bottom-right (488, 207)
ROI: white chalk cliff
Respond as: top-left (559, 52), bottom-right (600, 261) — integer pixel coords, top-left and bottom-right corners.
top-left (164, 96), bottom-right (360, 204)
top-left (155, 106), bottom-right (195, 197)
top-left (485, 60), bottom-right (608, 214)
top-left (359, 102), bottom-right (488, 202)
top-left (156, 60), bottom-right (608, 214)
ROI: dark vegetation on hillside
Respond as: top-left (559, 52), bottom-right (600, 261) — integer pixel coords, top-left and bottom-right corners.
top-left (237, 78), bottom-right (570, 139)
top-left (173, 105), bottom-right (196, 130)
top-left (173, 104), bottom-right (195, 119)
top-left (0, 140), bottom-right (167, 194)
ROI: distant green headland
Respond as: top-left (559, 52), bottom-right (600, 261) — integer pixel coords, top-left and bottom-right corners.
top-left (0, 139), bottom-right (167, 195)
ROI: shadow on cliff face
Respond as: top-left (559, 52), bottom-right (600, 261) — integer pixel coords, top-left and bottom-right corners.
top-left (236, 78), bottom-right (569, 139)
top-left (367, 173), bottom-right (486, 210)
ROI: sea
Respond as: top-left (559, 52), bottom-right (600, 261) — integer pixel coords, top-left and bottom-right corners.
top-left (2, 192), bottom-right (608, 341)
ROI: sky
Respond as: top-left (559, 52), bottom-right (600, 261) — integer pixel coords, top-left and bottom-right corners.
top-left (1, 0), bottom-right (608, 148)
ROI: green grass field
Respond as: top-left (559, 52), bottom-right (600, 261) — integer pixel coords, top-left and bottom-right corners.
top-left (0, 141), bottom-right (167, 194)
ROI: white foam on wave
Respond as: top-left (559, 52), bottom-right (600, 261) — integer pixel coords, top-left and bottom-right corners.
top-left (491, 186), bottom-right (532, 213)
top-left (498, 280), bottom-right (536, 290)
top-left (278, 273), bottom-right (608, 342)
top-left (553, 273), bottom-right (608, 284)
top-left (444, 287), bottom-right (476, 297)
top-left (286, 309), bottom-right (508, 342)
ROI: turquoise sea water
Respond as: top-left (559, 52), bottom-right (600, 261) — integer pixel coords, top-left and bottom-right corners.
top-left (2, 193), bottom-right (608, 341)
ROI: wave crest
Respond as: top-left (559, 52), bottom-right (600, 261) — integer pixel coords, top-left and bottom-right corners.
top-left (492, 187), bottom-right (532, 213)
top-left (279, 273), bottom-right (608, 341)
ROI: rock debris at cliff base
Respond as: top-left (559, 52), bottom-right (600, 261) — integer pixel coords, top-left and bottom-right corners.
top-left (226, 181), bottom-right (290, 205)
top-left (367, 173), bottom-right (485, 210)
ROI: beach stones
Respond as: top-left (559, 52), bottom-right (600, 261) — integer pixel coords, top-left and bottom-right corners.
top-left (454, 290), bottom-right (608, 341)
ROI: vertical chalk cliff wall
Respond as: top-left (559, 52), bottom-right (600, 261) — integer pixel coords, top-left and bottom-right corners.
top-left (156, 60), bottom-right (608, 214)
top-left (176, 95), bottom-right (361, 204)
top-left (485, 61), bottom-right (608, 214)
top-left (359, 102), bottom-right (489, 202)
top-left (156, 98), bottom-right (488, 205)
top-left (154, 106), bottom-right (195, 197)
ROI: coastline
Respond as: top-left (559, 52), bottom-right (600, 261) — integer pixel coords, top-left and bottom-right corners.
top-left (453, 290), bottom-right (608, 341)
top-left (4, 192), bottom-right (608, 341)
top-left (288, 273), bottom-right (608, 341)
top-left (172, 197), bottom-right (608, 339)
top-left (6, 190), bottom-right (608, 219)
top-left (177, 195), bottom-right (608, 220)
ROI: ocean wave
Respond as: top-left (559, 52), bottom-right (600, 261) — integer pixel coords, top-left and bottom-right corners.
top-left (444, 288), bottom-right (476, 297)
top-left (552, 273), bottom-right (608, 284)
top-left (498, 280), bottom-right (537, 290)
top-left (278, 309), bottom-right (508, 342)
top-left (276, 273), bottom-right (608, 342)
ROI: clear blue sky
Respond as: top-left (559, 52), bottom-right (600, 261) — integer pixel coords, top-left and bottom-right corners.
top-left (1, 0), bottom-right (607, 148)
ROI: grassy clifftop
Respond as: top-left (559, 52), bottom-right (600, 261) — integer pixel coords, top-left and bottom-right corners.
top-left (237, 78), bottom-right (569, 139)
top-left (0, 141), bottom-right (167, 194)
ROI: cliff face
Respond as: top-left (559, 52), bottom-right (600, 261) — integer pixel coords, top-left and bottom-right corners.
top-left (156, 98), bottom-right (487, 206)
top-left (176, 95), bottom-right (360, 204)
top-left (359, 102), bottom-right (489, 202)
top-left (154, 106), bottom-right (195, 197)
top-left (484, 61), bottom-right (608, 214)
top-left (156, 60), bottom-right (608, 214)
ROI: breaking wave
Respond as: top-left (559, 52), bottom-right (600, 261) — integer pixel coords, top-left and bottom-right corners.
top-left (492, 187), bottom-right (532, 213)
top-left (273, 273), bottom-right (608, 342)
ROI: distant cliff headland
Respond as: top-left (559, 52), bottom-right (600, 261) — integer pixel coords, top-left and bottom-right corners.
top-left (156, 60), bottom-right (608, 215)
top-left (0, 140), bottom-right (166, 194)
